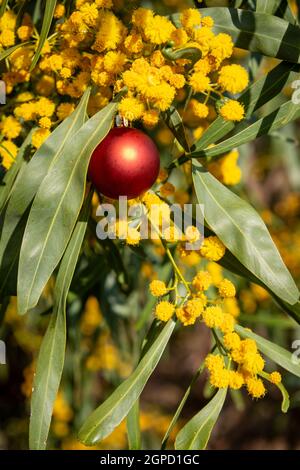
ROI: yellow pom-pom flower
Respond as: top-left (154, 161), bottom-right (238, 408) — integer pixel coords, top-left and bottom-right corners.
top-left (0, 140), bottom-right (18, 170)
top-left (223, 332), bottom-right (241, 350)
top-left (192, 271), bottom-right (212, 291)
top-left (219, 100), bottom-right (245, 122)
top-left (119, 97), bottom-right (145, 121)
top-left (54, 3), bottom-right (65, 19)
top-left (185, 225), bottom-right (201, 243)
top-left (228, 370), bottom-right (244, 390)
top-left (200, 236), bottom-right (225, 261)
top-left (191, 101), bottom-right (209, 119)
top-left (126, 227), bottom-right (141, 246)
top-left (0, 116), bottom-right (21, 139)
top-left (38, 117), bottom-right (52, 129)
top-left (180, 8), bottom-right (202, 33)
top-left (104, 51), bottom-right (127, 74)
top-left (218, 279), bottom-right (236, 298)
top-left (31, 128), bottom-right (51, 149)
top-left (143, 15), bottom-right (175, 45)
top-left (189, 72), bottom-right (210, 93)
top-left (155, 301), bottom-right (175, 322)
top-left (149, 280), bottom-right (168, 297)
top-left (176, 298), bottom-right (204, 326)
top-left (205, 353), bottom-right (224, 372)
top-left (245, 377), bottom-right (266, 398)
top-left (142, 109), bottom-right (159, 128)
top-left (220, 313), bottom-right (235, 334)
top-left (269, 371), bottom-right (282, 384)
top-left (202, 306), bottom-right (224, 329)
top-left (218, 64), bottom-right (249, 94)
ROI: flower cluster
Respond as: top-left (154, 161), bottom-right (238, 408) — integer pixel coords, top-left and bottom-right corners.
top-left (147, 224), bottom-right (282, 400)
top-left (0, 3), bottom-right (248, 170)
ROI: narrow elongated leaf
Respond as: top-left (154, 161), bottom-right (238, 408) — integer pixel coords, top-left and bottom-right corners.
top-left (162, 361), bottom-right (205, 450)
top-left (0, 0), bottom-right (8, 17)
top-left (256, 0), bottom-right (278, 13)
top-left (216, 241), bottom-right (300, 324)
top-left (29, 193), bottom-right (91, 450)
top-left (0, 130), bottom-right (33, 214)
top-left (256, 0), bottom-right (297, 24)
top-left (0, 208), bottom-right (30, 300)
top-left (236, 325), bottom-right (300, 378)
top-left (170, 61), bottom-right (299, 168)
top-left (196, 8), bottom-right (300, 63)
top-left (191, 100), bottom-right (300, 160)
top-left (78, 319), bottom-right (175, 445)
top-left (175, 388), bottom-right (227, 450)
top-left (30, 0), bottom-right (57, 71)
top-left (18, 97), bottom-right (120, 314)
top-left (0, 41), bottom-right (31, 62)
top-left (127, 401), bottom-right (141, 450)
top-left (163, 106), bottom-right (190, 152)
top-left (0, 89), bottom-right (90, 270)
top-left (193, 63), bottom-right (299, 150)
top-left (192, 161), bottom-right (299, 304)
top-left (277, 382), bottom-right (290, 413)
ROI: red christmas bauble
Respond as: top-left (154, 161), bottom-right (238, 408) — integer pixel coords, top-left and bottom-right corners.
top-left (88, 127), bottom-right (160, 200)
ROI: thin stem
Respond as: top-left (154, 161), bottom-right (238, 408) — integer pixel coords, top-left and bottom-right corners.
top-left (165, 245), bottom-right (191, 293)
top-left (212, 329), bottom-right (228, 355)
top-left (161, 344), bottom-right (217, 450)
top-left (147, 212), bottom-right (191, 294)
top-left (161, 362), bottom-right (205, 450)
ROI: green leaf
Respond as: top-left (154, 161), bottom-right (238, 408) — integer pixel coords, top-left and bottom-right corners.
top-left (0, 129), bottom-right (33, 214)
top-left (277, 381), bottom-right (290, 413)
top-left (170, 61), bottom-right (299, 168)
top-left (162, 361), bottom-right (205, 450)
top-left (163, 106), bottom-right (190, 152)
top-left (175, 388), bottom-right (227, 450)
top-left (191, 100), bottom-right (300, 160)
top-left (236, 325), bottom-right (300, 378)
top-left (0, 41), bottom-right (31, 62)
top-left (0, 0), bottom-right (8, 17)
top-left (127, 401), bottom-right (141, 450)
top-left (30, 0), bottom-right (57, 71)
top-left (216, 242), bottom-right (300, 324)
top-left (256, 0), bottom-right (297, 24)
top-left (29, 192), bottom-right (91, 450)
top-left (78, 319), bottom-right (175, 445)
top-left (198, 8), bottom-right (300, 63)
top-left (17, 97), bottom-right (119, 314)
top-left (0, 209), bottom-right (29, 299)
top-left (0, 90), bottom-right (90, 303)
top-left (192, 161), bottom-right (299, 305)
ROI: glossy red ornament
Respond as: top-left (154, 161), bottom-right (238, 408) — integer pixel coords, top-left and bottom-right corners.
top-left (88, 127), bottom-right (160, 200)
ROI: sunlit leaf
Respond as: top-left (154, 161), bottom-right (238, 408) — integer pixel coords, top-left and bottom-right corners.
top-left (78, 320), bottom-right (175, 445)
top-left (30, 0), bottom-right (57, 71)
top-left (192, 161), bottom-right (299, 304)
top-left (175, 388), bottom-right (227, 450)
top-left (29, 192), bottom-right (92, 450)
top-left (236, 325), bottom-right (300, 378)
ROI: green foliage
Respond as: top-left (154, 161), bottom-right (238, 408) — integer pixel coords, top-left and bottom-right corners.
top-left (29, 192), bottom-right (92, 450)
top-left (192, 161), bottom-right (299, 304)
top-left (175, 388), bottom-right (227, 450)
top-left (78, 320), bottom-right (176, 445)
top-left (30, 0), bottom-right (57, 71)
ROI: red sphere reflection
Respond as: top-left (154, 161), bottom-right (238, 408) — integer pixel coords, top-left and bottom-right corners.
top-left (88, 127), bottom-right (160, 200)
